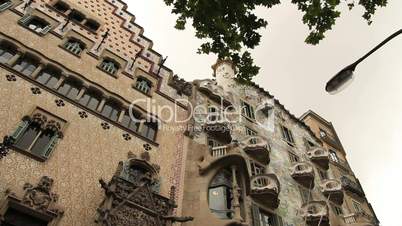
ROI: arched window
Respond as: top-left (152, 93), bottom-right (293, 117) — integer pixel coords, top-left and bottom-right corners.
top-left (57, 78), bottom-right (81, 99)
top-left (79, 88), bottom-right (102, 111)
top-left (134, 77), bottom-right (152, 94)
top-left (68, 9), bottom-right (85, 23)
top-left (121, 109), bottom-right (141, 132)
top-left (12, 54), bottom-right (40, 76)
top-left (53, 0), bottom-right (69, 13)
top-left (0, 0), bottom-right (12, 12)
top-left (101, 100), bottom-right (121, 121)
top-left (19, 15), bottom-right (52, 35)
top-left (35, 66), bottom-right (61, 88)
top-left (0, 40), bottom-right (18, 63)
top-left (141, 120), bottom-right (158, 140)
top-left (84, 19), bottom-right (100, 32)
top-left (100, 58), bottom-right (119, 75)
top-left (63, 38), bottom-right (85, 55)
top-left (13, 120), bottom-right (59, 159)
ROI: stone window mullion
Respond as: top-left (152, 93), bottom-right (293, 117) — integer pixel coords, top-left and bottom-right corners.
top-left (53, 74), bottom-right (66, 89)
top-left (75, 86), bottom-right (87, 101)
top-left (30, 63), bottom-right (44, 79)
top-left (118, 109), bottom-right (126, 123)
top-left (97, 98), bottom-right (107, 112)
top-left (6, 51), bottom-right (21, 66)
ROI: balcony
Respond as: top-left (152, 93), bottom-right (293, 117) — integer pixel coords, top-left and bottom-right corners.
top-left (300, 201), bottom-right (329, 226)
top-left (198, 80), bottom-right (233, 107)
top-left (250, 174), bottom-right (280, 209)
top-left (204, 116), bottom-right (232, 143)
top-left (341, 176), bottom-right (365, 198)
top-left (242, 136), bottom-right (270, 165)
top-left (291, 162), bottom-right (315, 188)
top-left (319, 179), bottom-right (344, 205)
top-left (307, 147), bottom-right (330, 170)
top-left (343, 211), bottom-right (378, 226)
top-left (198, 144), bottom-right (245, 174)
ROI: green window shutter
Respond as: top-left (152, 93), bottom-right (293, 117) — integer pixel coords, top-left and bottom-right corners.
top-left (0, 1), bottom-right (12, 12)
top-left (43, 135), bottom-right (59, 158)
top-left (19, 14), bottom-right (32, 24)
top-left (40, 25), bottom-right (52, 35)
top-left (251, 204), bottom-right (261, 226)
top-left (10, 120), bottom-right (29, 141)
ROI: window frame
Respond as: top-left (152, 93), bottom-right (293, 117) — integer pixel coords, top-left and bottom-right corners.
top-left (288, 152), bottom-right (300, 163)
top-left (329, 150), bottom-right (339, 163)
top-left (241, 101), bottom-right (255, 120)
top-left (99, 58), bottom-right (120, 76)
top-left (281, 125), bottom-right (295, 146)
top-left (19, 15), bottom-right (52, 36)
top-left (134, 77), bottom-right (153, 95)
top-left (0, 0), bottom-right (12, 12)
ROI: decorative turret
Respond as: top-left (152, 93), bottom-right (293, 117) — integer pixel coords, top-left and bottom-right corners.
top-left (212, 59), bottom-right (236, 91)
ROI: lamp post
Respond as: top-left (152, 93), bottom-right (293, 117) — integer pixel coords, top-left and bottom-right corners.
top-left (326, 29), bottom-right (402, 94)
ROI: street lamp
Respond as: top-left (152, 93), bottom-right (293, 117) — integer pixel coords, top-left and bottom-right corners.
top-left (326, 29), bottom-right (402, 94)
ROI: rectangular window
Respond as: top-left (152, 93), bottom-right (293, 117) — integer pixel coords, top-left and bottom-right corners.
top-left (352, 200), bottom-right (363, 213)
top-left (141, 121), bottom-right (158, 141)
top-left (241, 101), bottom-right (255, 119)
top-left (245, 127), bottom-right (257, 144)
top-left (288, 152), bottom-right (300, 163)
top-left (281, 126), bottom-right (294, 145)
top-left (333, 205), bottom-right (343, 216)
top-left (13, 57), bottom-right (39, 76)
top-left (11, 112), bottom-right (64, 160)
top-left (0, 0), bottom-right (12, 12)
top-left (259, 211), bottom-right (283, 226)
top-left (329, 150), bottom-right (339, 163)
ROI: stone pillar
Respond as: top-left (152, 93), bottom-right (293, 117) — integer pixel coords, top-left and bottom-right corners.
top-left (118, 109), bottom-right (126, 123)
top-left (97, 98), bottom-right (107, 112)
top-left (53, 74), bottom-right (66, 89)
top-left (231, 165), bottom-right (243, 222)
top-left (6, 52), bottom-right (22, 66)
top-left (30, 64), bottom-right (44, 79)
top-left (76, 86), bottom-right (87, 101)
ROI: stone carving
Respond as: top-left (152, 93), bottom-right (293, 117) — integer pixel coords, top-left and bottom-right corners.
top-left (96, 151), bottom-right (193, 226)
top-left (32, 113), bottom-right (47, 126)
top-left (168, 74), bottom-right (193, 96)
top-left (0, 136), bottom-right (15, 159)
top-left (22, 176), bottom-right (62, 214)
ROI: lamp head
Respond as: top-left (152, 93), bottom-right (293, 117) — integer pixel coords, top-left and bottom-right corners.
top-left (326, 65), bottom-right (356, 95)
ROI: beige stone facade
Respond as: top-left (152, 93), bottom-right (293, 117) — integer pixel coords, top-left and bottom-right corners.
top-left (0, 1), bottom-right (378, 226)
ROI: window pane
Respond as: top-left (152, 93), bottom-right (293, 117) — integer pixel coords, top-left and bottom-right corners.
top-left (109, 108), bottom-right (119, 121)
top-left (87, 97), bottom-right (100, 110)
top-left (14, 124), bottom-right (40, 150)
top-left (0, 51), bottom-right (13, 63)
top-left (66, 86), bottom-right (79, 99)
top-left (30, 131), bottom-right (54, 157)
top-left (79, 93), bottom-right (90, 106)
top-left (101, 104), bottom-right (112, 118)
top-left (57, 82), bottom-right (71, 96)
top-left (46, 76), bottom-right (59, 88)
top-left (22, 64), bottom-right (37, 76)
top-left (36, 72), bottom-right (51, 84)
top-left (121, 114), bottom-right (131, 128)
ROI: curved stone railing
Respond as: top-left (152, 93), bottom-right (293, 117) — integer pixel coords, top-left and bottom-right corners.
top-left (242, 136), bottom-right (270, 165)
top-left (307, 147), bottom-right (330, 169)
top-left (291, 162), bottom-right (315, 188)
top-left (320, 179), bottom-right (344, 204)
top-left (198, 80), bottom-right (233, 107)
top-left (300, 201), bottom-right (329, 225)
top-left (320, 179), bottom-right (342, 193)
top-left (250, 173), bottom-right (280, 208)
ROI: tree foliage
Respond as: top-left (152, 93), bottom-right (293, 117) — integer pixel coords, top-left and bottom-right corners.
top-left (163, 0), bottom-right (387, 83)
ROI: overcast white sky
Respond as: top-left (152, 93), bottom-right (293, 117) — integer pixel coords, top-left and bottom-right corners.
top-left (127, 1), bottom-right (401, 225)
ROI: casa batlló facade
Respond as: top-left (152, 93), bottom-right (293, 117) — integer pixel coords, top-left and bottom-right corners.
top-left (0, 0), bottom-right (379, 226)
